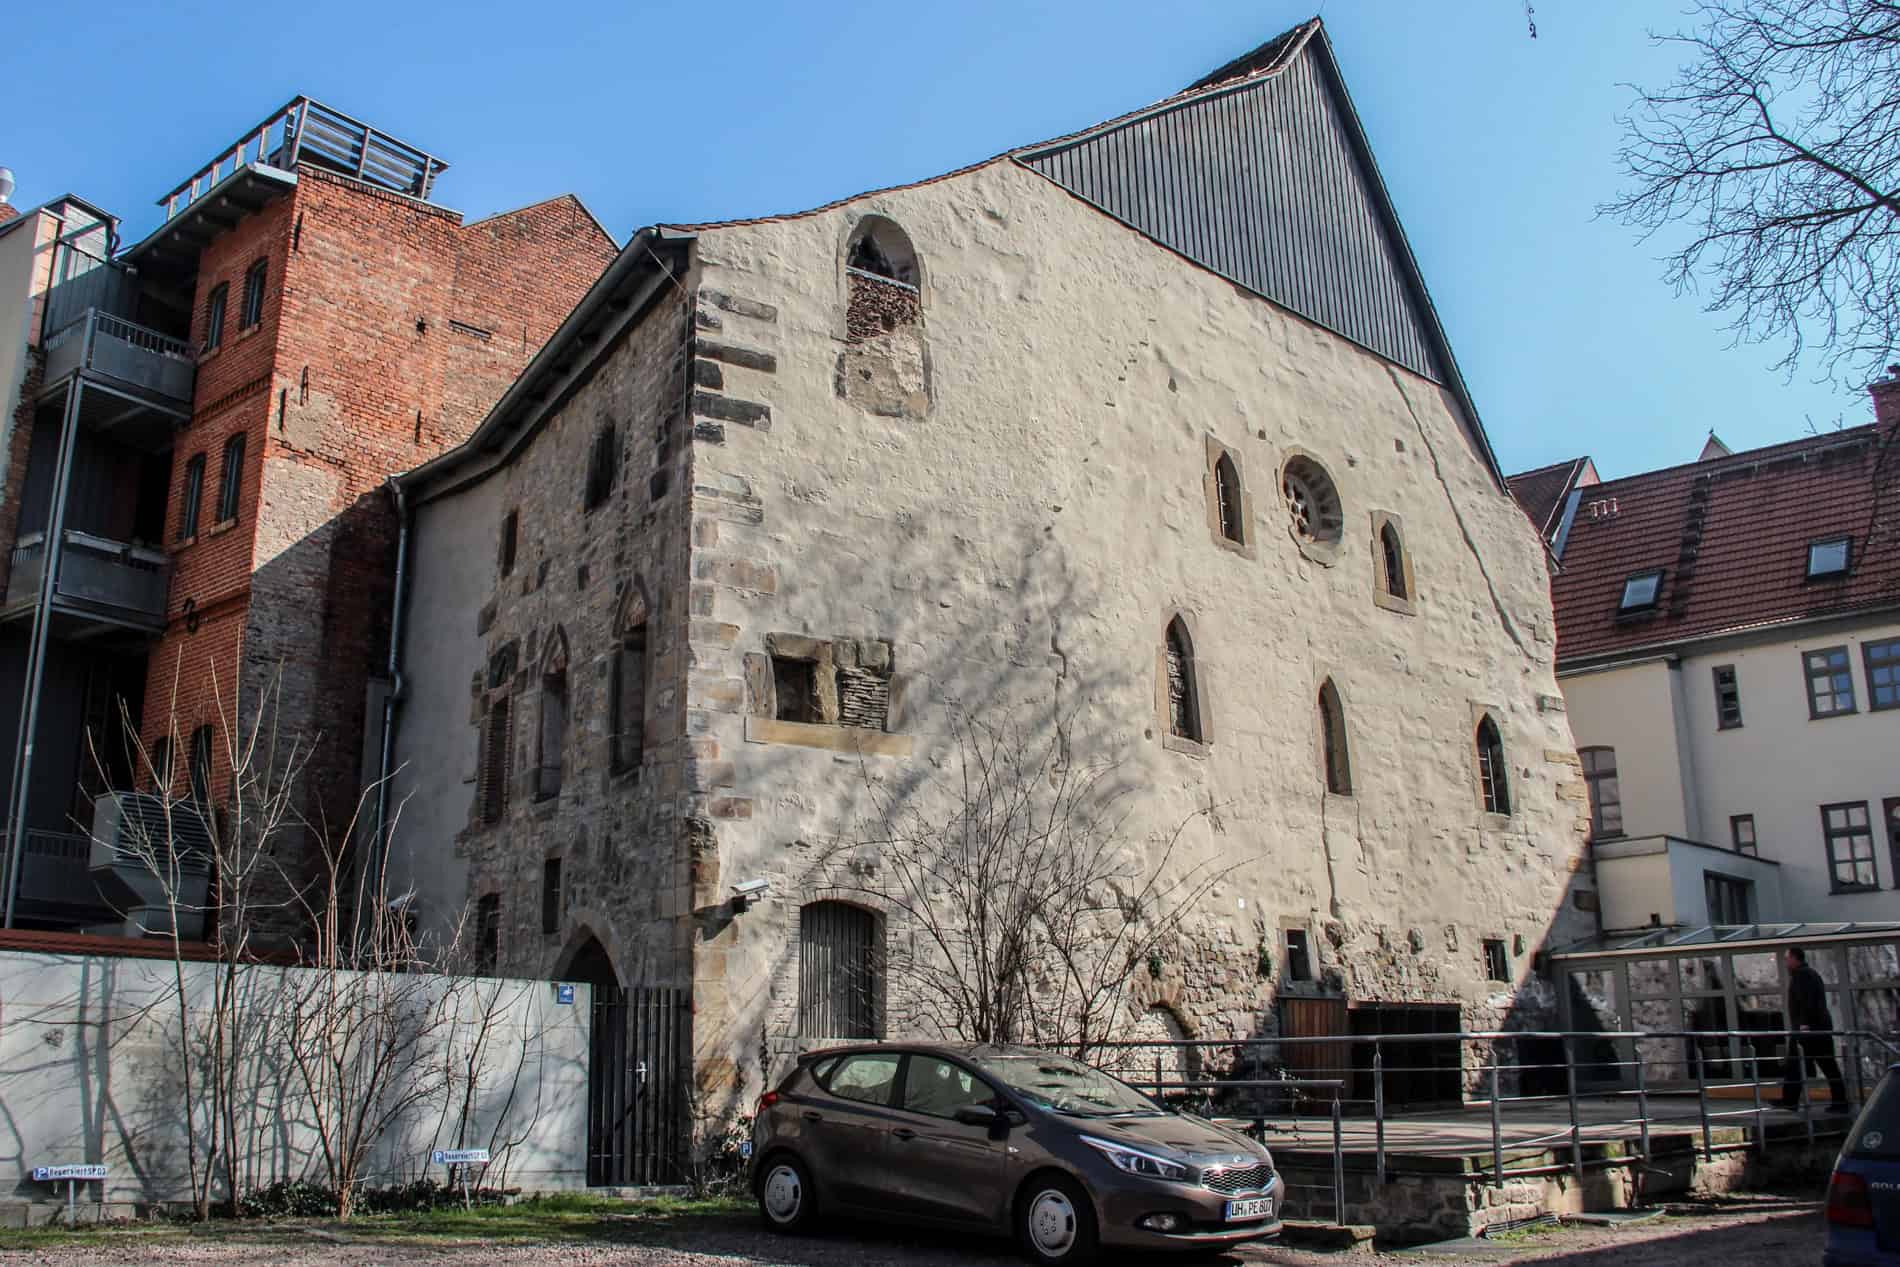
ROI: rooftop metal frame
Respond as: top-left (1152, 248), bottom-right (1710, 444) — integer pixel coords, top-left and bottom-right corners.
top-left (158, 96), bottom-right (449, 220)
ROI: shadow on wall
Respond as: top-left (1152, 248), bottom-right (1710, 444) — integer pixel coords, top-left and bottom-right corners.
top-left (682, 490), bottom-right (1590, 1123)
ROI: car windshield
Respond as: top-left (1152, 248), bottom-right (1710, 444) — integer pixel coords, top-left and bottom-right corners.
top-left (970, 1054), bottom-right (1165, 1117)
top-left (1847, 1069), bottom-right (1900, 1160)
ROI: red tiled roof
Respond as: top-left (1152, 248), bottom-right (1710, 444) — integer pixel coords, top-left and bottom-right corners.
top-left (1549, 425), bottom-right (1900, 664)
top-left (1507, 457), bottom-right (1590, 543)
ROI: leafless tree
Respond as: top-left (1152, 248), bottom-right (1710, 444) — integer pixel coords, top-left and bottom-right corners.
top-left (85, 655), bottom-right (303, 1217)
top-left (1603, 1), bottom-right (1900, 383)
top-left (819, 705), bottom-right (1228, 1059)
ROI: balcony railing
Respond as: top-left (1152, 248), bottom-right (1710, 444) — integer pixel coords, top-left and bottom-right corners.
top-left (7, 530), bottom-right (170, 626)
top-left (42, 309), bottom-right (195, 406)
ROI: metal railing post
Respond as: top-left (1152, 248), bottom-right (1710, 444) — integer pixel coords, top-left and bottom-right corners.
top-left (1373, 1039), bottom-right (1386, 1186)
top-left (1747, 1041), bottom-right (1765, 1155)
top-left (1565, 1035), bottom-right (1584, 1182)
top-left (1490, 1058), bottom-right (1504, 1187)
top-left (1695, 1043), bottom-right (1713, 1163)
top-left (1634, 1043), bottom-right (1651, 1174)
top-left (1331, 1091), bottom-right (1345, 1224)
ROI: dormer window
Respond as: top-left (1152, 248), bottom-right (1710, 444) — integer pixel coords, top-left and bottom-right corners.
top-left (1807, 536), bottom-right (1851, 579)
top-left (1619, 569), bottom-right (1662, 613)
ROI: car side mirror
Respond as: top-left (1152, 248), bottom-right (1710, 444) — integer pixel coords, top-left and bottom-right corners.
top-left (953, 1104), bottom-right (1000, 1127)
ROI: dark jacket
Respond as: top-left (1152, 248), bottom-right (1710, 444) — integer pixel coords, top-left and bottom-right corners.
top-left (1788, 963), bottom-right (1834, 1030)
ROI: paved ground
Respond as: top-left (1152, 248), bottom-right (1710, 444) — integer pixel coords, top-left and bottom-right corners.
top-left (0, 1192), bottom-right (1828, 1267)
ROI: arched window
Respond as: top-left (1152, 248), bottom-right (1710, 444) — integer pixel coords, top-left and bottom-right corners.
top-left (843, 216), bottom-right (922, 344)
top-left (536, 630), bottom-right (569, 801)
top-left (612, 588), bottom-right (649, 774)
top-left (1380, 521), bottom-right (1408, 600)
top-left (1164, 617), bottom-right (1202, 743)
top-left (800, 901), bottom-right (881, 1038)
top-left (1318, 679), bottom-right (1351, 795)
top-left (1579, 746), bottom-right (1621, 838)
top-left (1477, 715), bottom-right (1510, 815)
top-left (1215, 452), bottom-right (1245, 545)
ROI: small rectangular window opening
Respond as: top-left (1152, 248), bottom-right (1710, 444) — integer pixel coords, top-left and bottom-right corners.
top-left (217, 432), bottom-right (245, 523)
top-left (584, 423), bottom-right (618, 511)
top-left (1822, 801), bottom-right (1878, 893)
top-left (1619, 569), bottom-right (1663, 612)
top-left (773, 656), bottom-right (822, 724)
top-left (1283, 929), bottom-right (1312, 982)
top-left (240, 259), bottom-right (267, 329)
top-left (204, 284), bottom-right (227, 351)
top-left (499, 510), bottom-right (518, 577)
top-left (1730, 813), bottom-right (1757, 856)
top-left (1805, 646), bottom-right (1857, 718)
top-left (178, 453), bottom-right (205, 541)
top-left (1864, 639), bottom-right (1900, 712)
top-left (541, 858), bottom-right (562, 935)
top-left (1807, 536), bottom-right (1851, 579)
top-left (1712, 665), bottom-right (1743, 729)
top-left (1482, 938), bottom-right (1509, 982)
top-left (1704, 872), bottom-right (1753, 925)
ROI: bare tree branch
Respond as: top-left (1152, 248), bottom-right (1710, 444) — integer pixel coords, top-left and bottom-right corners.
top-left (1603, 0), bottom-right (1900, 383)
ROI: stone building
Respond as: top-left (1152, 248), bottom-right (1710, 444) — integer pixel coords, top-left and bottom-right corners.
top-left (383, 19), bottom-right (1595, 1174)
top-left (0, 99), bottom-right (615, 932)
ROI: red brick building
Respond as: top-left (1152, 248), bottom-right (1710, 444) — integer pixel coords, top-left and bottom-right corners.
top-left (0, 99), bottom-right (615, 931)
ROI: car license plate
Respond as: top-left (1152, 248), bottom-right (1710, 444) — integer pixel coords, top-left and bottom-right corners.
top-left (1223, 1196), bottom-right (1273, 1222)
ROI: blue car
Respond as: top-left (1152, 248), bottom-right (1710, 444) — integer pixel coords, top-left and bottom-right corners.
top-left (1826, 1064), bottom-right (1900, 1265)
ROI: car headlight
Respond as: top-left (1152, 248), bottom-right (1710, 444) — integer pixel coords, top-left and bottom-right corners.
top-left (1080, 1136), bottom-right (1192, 1182)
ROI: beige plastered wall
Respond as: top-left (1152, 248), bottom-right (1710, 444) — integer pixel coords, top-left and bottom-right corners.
top-left (675, 156), bottom-right (1594, 1105)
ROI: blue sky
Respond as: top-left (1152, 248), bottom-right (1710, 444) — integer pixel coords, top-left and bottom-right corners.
top-left (1, 1), bottom-right (1867, 479)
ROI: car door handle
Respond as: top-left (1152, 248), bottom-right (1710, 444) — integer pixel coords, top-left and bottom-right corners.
top-left (891, 1128), bottom-right (917, 1141)
top-left (802, 1111), bottom-right (823, 1122)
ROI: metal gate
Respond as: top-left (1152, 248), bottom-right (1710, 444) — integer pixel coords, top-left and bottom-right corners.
top-left (588, 985), bottom-right (688, 1186)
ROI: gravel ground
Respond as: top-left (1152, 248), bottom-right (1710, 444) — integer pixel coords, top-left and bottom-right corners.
top-left (0, 1193), bottom-right (1826, 1267)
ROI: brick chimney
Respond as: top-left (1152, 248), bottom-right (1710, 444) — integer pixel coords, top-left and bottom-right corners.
top-left (1872, 364), bottom-right (1900, 436)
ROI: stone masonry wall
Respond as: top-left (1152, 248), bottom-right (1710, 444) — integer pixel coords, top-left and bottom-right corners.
top-left (431, 284), bottom-right (700, 986)
top-left (675, 156), bottom-right (1596, 1109)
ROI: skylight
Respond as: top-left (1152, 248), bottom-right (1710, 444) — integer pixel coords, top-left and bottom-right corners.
top-left (1807, 536), bottom-right (1851, 579)
top-left (1619, 569), bottom-right (1663, 612)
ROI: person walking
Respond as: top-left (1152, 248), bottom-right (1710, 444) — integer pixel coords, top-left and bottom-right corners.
top-left (1781, 946), bottom-right (1850, 1112)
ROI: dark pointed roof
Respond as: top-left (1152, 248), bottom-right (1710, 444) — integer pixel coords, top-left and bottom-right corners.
top-left (1013, 20), bottom-right (1502, 485)
top-left (1508, 457), bottom-right (1593, 545)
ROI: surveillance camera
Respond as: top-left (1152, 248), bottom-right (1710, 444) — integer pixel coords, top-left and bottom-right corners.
top-left (730, 878), bottom-right (770, 899)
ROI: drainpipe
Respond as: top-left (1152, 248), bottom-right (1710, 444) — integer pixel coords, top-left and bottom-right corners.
top-left (3, 371), bottom-right (86, 927)
top-left (370, 474), bottom-right (411, 901)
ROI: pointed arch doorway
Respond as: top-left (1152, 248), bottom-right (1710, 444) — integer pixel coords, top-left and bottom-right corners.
top-left (563, 935), bottom-right (689, 1186)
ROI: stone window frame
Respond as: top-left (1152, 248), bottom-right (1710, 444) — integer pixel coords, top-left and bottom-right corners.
top-left (1278, 448), bottom-right (1346, 566)
top-left (541, 856), bottom-right (562, 935)
top-left (1317, 676), bottom-right (1351, 796)
top-left (743, 632), bottom-right (914, 757)
top-left (1471, 703), bottom-right (1513, 824)
top-left (534, 628), bottom-right (569, 802)
top-left (1155, 613), bottom-right (1212, 757)
top-left (610, 582), bottom-right (651, 778)
top-left (835, 213), bottom-right (928, 328)
top-left (498, 509), bottom-right (518, 579)
top-left (1369, 510), bottom-right (1416, 615)
top-left (1202, 435), bottom-right (1255, 558)
top-left (583, 420), bottom-right (619, 513)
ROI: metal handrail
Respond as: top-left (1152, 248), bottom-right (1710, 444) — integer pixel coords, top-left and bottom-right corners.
top-left (1048, 1025), bottom-right (1892, 1225)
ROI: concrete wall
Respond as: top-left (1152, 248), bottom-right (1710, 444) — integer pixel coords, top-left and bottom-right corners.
top-left (1560, 658), bottom-right (1693, 840)
top-left (1563, 616), bottom-right (1900, 922)
top-left (0, 948), bottom-right (588, 1213)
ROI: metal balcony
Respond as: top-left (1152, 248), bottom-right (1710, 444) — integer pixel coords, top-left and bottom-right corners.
top-left (41, 310), bottom-right (195, 407)
top-left (7, 530), bottom-right (170, 629)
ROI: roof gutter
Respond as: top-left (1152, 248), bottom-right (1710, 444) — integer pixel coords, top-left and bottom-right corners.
top-left (1555, 599), bottom-right (1900, 677)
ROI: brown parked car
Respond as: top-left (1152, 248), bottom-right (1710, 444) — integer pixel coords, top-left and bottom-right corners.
top-left (749, 1043), bottom-right (1283, 1264)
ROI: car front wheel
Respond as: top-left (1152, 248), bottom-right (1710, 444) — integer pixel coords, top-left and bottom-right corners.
top-left (758, 1153), bottom-right (818, 1233)
top-left (1016, 1173), bottom-right (1099, 1266)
